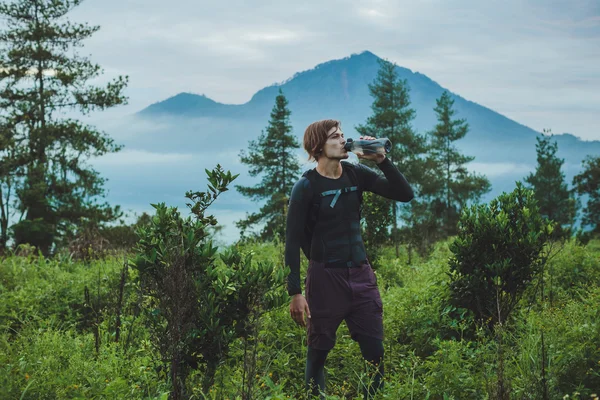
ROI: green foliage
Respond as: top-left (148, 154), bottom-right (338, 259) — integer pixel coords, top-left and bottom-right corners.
top-left (396, 198), bottom-right (441, 262)
top-left (0, 254), bottom-right (122, 337)
top-left (380, 243), bottom-right (474, 358)
top-left (573, 155), bottom-right (600, 234)
top-left (131, 164), bottom-right (288, 398)
top-left (425, 90), bottom-right (491, 239)
top-left (524, 130), bottom-right (579, 240)
top-left (421, 338), bottom-right (492, 399)
top-left (355, 58), bottom-right (425, 171)
top-left (542, 239), bottom-right (600, 304)
top-left (384, 267), bottom-right (452, 358)
top-left (0, 0), bottom-right (128, 254)
top-left (235, 89), bottom-right (301, 241)
top-left (448, 182), bottom-right (552, 328)
top-left (508, 288), bottom-right (600, 398)
top-left (1, 325), bottom-right (169, 399)
top-left (3, 237), bottom-right (600, 399)
top-left (98, 212), bottom-right (152, 251)
top-left (360, 190), bottom-right (393, 266)
top-left (355, 58), bottom-right (427, 258)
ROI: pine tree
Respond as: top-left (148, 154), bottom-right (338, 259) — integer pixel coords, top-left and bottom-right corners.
top-left (0, 0), bottom-right (128, 255)
top-left (524, 130), bottom-right (578, 240)
top-left (427, 91), bottom-right (491, 238)
top-left (235, 89), bottom-right (301, 241)
top-left (355, 58), bottom-right (426, 258)
top-left (572, 155), bottom-right (600, 235)
top-left (0, 121), bottom-right (17, 252)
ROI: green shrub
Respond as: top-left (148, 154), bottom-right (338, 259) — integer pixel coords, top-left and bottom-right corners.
top-left (448, 182), bottom-right (552, 328)
top-left (131, 165), bottom-right (288, 398)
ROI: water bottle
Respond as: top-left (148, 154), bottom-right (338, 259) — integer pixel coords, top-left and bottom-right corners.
top-left (344, 137), bottom-right (392, 155)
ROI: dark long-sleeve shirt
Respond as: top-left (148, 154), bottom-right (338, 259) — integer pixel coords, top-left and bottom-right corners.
top-left (284, 157), bottom-right (414, 296)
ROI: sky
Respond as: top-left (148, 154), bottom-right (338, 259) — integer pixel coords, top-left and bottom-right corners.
top-left (0, 0), bottom-right (597, 245)
top-left (68, 0), bottom-right (600, 141)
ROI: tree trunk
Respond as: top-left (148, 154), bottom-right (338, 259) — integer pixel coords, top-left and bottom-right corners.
top-left (446, 134), bottom-right (451, 238)
top-left (0, 185), bottom-right (8, 252)
top-left (392, 201), bottom-right (399, 258)
top-left (201, 359), bottom-right (219, 396)
top-left (17, 1), bottom-right (52, 255)
top-left (170, 355), bottom-right (182, 400)
top-left (114, 256), bottom-right (128, 342)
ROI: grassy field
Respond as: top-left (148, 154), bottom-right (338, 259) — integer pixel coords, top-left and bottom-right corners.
top-left (1, 239), bottom-right (599, 399)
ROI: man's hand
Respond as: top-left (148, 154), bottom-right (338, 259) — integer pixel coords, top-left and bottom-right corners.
top-left (290, 294), bottom-right (311, 327)
top-left (356, 136), bottom-right (386, 164)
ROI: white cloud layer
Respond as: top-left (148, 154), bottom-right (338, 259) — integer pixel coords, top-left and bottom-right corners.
top-left (91, 149), bottom-right (194, 167)
top-left (66, 0), bottom-right (598, 141)
top-left (467, 162), bottom-right (533, 177)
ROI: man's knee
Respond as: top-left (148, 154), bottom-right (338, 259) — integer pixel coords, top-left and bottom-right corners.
top-left (306, 346), bottom-right (330, 364)
top-left (356, 334), bottom-right (384, 364)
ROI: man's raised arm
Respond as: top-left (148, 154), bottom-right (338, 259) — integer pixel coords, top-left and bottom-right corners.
top-left (357, 157), bottom-right (414, 202)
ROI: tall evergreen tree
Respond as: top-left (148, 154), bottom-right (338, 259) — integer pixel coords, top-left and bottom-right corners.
top-left (235, 89), bottom-right (301, 241)
top-left (0, 0), bottom-right (128, 255)
top-left (427, 91), bottom-right (491, 238)
top-left (524, 130), bottom-right (578, 240)
top-left (572, 155), bottom-right (600, 235)
top-left (355, 58), bottom-right (426, 257)
top-left (0, 121), bottom-right (17, 252)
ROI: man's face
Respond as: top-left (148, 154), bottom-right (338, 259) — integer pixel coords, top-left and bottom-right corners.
top-left (321, 126), bottom-right (348, 160)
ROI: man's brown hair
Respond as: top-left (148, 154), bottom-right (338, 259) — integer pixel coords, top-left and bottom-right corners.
top-left (303, 119), bottom-right (341, 162)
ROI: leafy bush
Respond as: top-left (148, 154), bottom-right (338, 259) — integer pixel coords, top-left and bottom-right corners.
top-left (448, 182), bottom-right (552, 328)
top-left (131, 165), bottom-right (288, 398)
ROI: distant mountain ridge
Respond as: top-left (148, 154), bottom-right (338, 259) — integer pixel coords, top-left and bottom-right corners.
top-left (136, 50), bottom-right (599, 167)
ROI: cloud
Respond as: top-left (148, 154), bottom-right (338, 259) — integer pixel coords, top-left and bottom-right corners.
top-left (467, 162), bottom-right (533, 177)
top-left (209, 208), bottom-right (254, 245)
top-left (0, 67), bottom-right (57, 76)
top-left (358, 8), bottom-right (385, 19)
top-left (91, 149), bottom-right (194, 167)
top-left (241, 30), bottom-right (303, 43)
top-left (64, 0), bottom-right (599, 142)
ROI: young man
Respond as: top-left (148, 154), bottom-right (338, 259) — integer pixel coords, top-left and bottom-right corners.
top-left (285, 119), bottom-right (414, 399)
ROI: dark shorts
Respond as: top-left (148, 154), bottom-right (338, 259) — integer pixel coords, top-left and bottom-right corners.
top-left (305, 260), bottom-right (384, 351)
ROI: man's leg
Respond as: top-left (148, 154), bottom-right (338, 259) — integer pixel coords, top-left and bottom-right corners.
top-left (305, 346), bottom-right (330, 398)
top-left (305, 262), bottom-right (349, 399)
top-left (345, 263), bottom-right (385, 399)
top-left (356, 334), bottom-right (384, 399)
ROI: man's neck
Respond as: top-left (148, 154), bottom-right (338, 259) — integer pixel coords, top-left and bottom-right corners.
top-left (316, 158), bottom-right (343, 179)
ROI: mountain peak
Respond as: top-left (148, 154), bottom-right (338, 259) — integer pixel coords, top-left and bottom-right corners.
top-left (138, 92), bottom-right (223, 116)
top-left (312, 50), bottom-right (380, 70)
top-left (264, 50), bottom-right (383, 92)
top-left (352, 50), bottom-right (380, 59)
